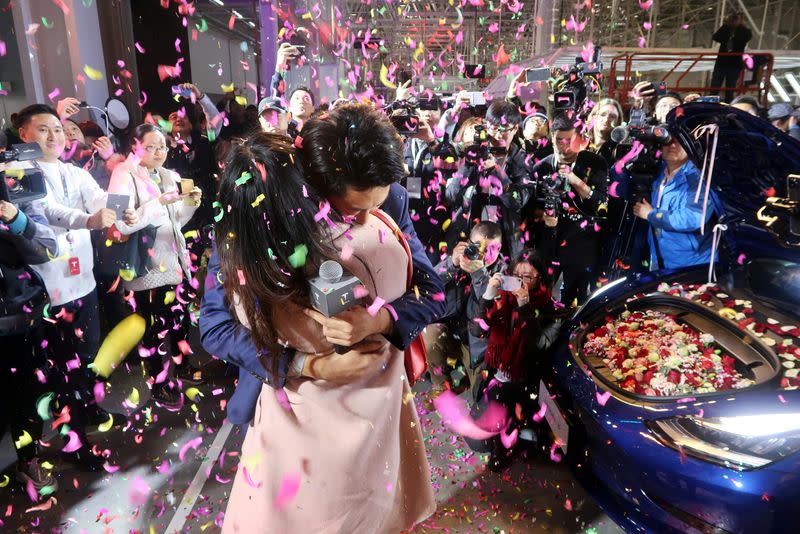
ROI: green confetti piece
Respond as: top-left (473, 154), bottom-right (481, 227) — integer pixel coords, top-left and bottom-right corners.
top-left (212, 201), bottom-right (224, 222)
top-left (195, 18), bottom-right (208, 32)
top-left (82, 0), bottom-right (94, 6)
top-left (288, 244), bottom-right (308, 269)
top-left (206, 128), bottom-right (216, 143)
top-left (39, 484), bottom-right (57, 496)
top-left (42, 303), bottom-right (50, 318)
top-left (41, 17), bottom-right (54, 28)
top-left (36, 393), bottom-right (54, 421)
top-left (157, 119), bottom-right (173, 133)
top-left (235, 171), bottom-right (252, 186)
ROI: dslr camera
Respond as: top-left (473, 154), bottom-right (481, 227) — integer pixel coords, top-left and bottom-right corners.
top-left (610, 124), bottom-right (672, 201)
top-left (1, 143), bottom-right (47, 204)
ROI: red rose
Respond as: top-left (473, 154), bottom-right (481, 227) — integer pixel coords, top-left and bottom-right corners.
top-left (668, 370), bottom-right (681, 384)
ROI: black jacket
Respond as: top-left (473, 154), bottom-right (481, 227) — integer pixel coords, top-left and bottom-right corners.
top-left (712, 24), bottom-right (752, 68)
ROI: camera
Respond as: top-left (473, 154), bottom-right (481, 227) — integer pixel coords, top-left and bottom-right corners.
top-left (390, 99), bottom-right (421, 136)
top-left (550, 46), bottom-right (603, 113)
top-left (610, 124), bottom-right (672, 200)
top-left (463, 242), bottom-right (483, 261)
top-left (0, 144), bottom-right (47, 204)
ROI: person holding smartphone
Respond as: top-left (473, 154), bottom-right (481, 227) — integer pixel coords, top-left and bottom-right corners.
top-left (468, 250), bottom-right (564, 470)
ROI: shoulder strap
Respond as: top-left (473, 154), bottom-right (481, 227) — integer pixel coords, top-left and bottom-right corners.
top-left (370, 209), bottom-right (413, 290)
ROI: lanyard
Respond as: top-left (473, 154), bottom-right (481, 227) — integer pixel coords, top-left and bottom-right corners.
top-left (33, 160), bottom-right (70, 200)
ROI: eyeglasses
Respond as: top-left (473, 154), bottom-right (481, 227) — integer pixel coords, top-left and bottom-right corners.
top-left (144, 145), bottom-right (168, 153)
top-left (514, 273), bottom-right (539, 282)
top-left (486, 123), bottom-right (513, 133)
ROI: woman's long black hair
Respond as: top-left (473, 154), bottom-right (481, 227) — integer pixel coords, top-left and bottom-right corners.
top-left (215, 132), bottom-right (334, 377)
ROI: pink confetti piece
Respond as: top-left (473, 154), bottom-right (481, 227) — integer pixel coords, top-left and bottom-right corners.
top-left (135, 42), bottom-right (145, 54)
top-left (639, 0), bottom-right (653, 9)
top-left (237, 269), bottom-right (246, 285)
top-left (500, 426), bottom-right (518, 449)
top-left (533, 403), bottom-right (547, 423)
top-left (742, 54), bottom-right (754, 70)
top-left (47, 88), bottom-right (60, 102)
top-left (174, 38), bottom-right (181, 53)
top-left (549, 442), bottom-right (563, 462)
top-left (643, 22), bottom-right (652, 30)
top-left (432, 292), bottom-right (446, 302)
top-left (340, 244), bottom-right (354, 261)
top-left (778, 394), bottom-right (788, 404)
top-left (228, 14), bottom-right (236, 30)
top-left (596, 390), bottom-right (612, 406)
top-left (62, 430), bottom-right (82, 453)
top-left (274, 388), bottom-right (292, 411)
top-left (608, 181), bottom-right (620, 198)
top-left (273, 473), bottom-right (301, 509)
top-left (242, 466), bottom-right (262, 488)
top-left (0, 40), bottom-right (6, 57)
top-left (366, 297), bottom-right (386, 317)
top-left (93, 382), bottom-right (105, 404)
top-left (474, 317), bottom-right (490, 331)
top-left (178, 436), bottom-right (203, 462)
top-left (637, 36), bottom-right (647, 48)
top-left (565, 15), bottom-right (587, 33)
top-left (434, 390), bottom-right (506, 440)
top-left (177, 339), bottom-right (192, 355)
top-left (157, 460), bottom-right (171, 473)
top-left (353, 285), bottom-right (370, 299)
top-left (129, 476), bottom-right (151, 506)
top-left (737, 253), bottom-right (747, 265)
top-left (103, 462), bottom-right (120, 473)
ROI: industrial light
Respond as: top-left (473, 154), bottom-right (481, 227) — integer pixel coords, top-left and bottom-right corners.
top-left (209, 0), bottom-right (224, 6)
top-left (232, 9), bottom-right (243, 19)
top-left (783, 73), bottom-right (800, 97)
top-left (770, 75), bottom-right (791, 102)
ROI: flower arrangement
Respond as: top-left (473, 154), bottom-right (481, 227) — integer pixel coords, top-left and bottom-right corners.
top-left (584, 309), bottom-right (754, 396)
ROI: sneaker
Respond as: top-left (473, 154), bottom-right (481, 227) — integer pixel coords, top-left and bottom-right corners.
top-left (62, 447), bottom-right (105, 472)
top-left (17, 458), bottom-right (58, 492)
top-left (151, 383), bottom-right (183, 409)
top-left (174, 365), bottom-right (206, 386)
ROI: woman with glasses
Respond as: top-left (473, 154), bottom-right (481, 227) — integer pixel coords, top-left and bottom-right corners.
top-left (107, 123), bottom-right (203, 408)
top-left (468, 250), bottom-right (566, 470)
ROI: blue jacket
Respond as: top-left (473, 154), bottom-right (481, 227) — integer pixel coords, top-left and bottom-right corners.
top-left (647, 160), bottom-right (717, 270)
top-left (199, 182), bottom-right (446, 424)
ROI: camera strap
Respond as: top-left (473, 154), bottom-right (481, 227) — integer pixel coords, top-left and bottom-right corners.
top-left (650, 226), bottom-right (665, 270)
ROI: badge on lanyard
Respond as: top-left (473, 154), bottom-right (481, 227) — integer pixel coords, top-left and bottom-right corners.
top-left (68, 257), bottom-right (81, 276)
top-left (406, 177), bottom-right (422, 199)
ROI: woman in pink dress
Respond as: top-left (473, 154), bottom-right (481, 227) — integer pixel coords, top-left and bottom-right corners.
top-left (216, 132), bottom-right (435, 533)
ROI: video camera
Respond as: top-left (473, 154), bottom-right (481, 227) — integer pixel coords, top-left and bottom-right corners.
top-left (610, 124), bottom-right (672, 200)
top-left (0, 144), bottom-right (47, 204)
top-left (550, 46), bottom-right (603, 113)
top-left (389, 97), bottom-right (441, 136)
top-left (462, 124), bottom-right (507, 165)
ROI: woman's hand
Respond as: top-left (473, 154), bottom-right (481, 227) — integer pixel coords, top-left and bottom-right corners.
top-left (513, 287), bottom-right (530, 307)
top-left (93, 136), bottom-right (115, 161)
top-left (187, 186), bottom-right (202, 205)
top-left (483, 272), bottom-right (503, 300)
top-left (302, 338), bottom-right (390, 383)
top-left (304, 306), bottom-right (393, 347)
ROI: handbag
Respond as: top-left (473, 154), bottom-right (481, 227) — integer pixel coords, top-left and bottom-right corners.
top-left (370, 210), bottom-right (428, 386)
top-left (96, 172), bottom-right (158, 279)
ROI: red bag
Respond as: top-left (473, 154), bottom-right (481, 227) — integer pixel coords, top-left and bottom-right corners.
top-left (371, 210), bottom-right (428, 386)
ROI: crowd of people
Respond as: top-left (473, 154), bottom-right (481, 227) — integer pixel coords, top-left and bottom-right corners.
top-left (2, 34), bottom-right (800, 530)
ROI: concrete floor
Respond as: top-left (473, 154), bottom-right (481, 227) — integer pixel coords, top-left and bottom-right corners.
top-left (0, 332), bottom-right (623, 534)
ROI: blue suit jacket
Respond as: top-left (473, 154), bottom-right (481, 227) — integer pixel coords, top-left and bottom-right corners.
top-left (199, 182), bottom-right (446, 424)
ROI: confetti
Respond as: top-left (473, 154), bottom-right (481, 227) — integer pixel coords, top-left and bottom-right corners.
top-left (274, 473), bottom-right (301, 509)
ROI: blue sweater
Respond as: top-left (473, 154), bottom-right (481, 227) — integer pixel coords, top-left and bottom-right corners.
top-left (647, 160), bottom-right (717, 270)
top-left (199, 182), bottom-right (446, 424)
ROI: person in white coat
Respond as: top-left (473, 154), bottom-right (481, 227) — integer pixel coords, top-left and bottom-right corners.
top-left (13, 104), bottom-right (137, 470)
top-left (108, 123), bottom-right (202, 408)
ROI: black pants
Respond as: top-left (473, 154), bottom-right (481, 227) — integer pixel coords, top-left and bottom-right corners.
top-left (554, 263), bottom-right (595, 307)
top-left (134, 285), bottom-right (193, 380)
top-left (44, 290), bottom-right (102, 434)
top-left (0, 333), bottom-right (45, 462)
top-left (710, 65), bottom-right (742, 103)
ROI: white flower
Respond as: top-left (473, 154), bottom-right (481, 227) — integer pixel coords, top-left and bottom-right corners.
top-left (699, 333), bottom-right (715, 345)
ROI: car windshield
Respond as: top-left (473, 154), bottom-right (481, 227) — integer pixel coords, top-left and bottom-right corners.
top-left (747, 258), bottom-right (800, 308)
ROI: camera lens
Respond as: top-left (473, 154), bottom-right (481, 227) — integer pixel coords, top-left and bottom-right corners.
top-left (463, 243), bottom-right (480, 260)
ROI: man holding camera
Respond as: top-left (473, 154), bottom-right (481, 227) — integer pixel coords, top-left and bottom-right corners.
top-left (632, 136), bottom-right (717, 270)
top-left (529, 114), bottom-right (609, 306)
top-left (446, 99), bottom-right (530, 259)
top-left (0, 191), bottom-right (58, 494)
top-left (426, 221), bottom-right (505, 400)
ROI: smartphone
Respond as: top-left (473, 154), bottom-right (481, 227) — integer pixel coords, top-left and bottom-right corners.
top-left (172, 85), bottom-right (192, 98)
top-left (654, 81), bottom-right (667, 96)
top-left (525, 67), bottom-right (551, 83)
top-left (390, 114), bottom-right (419, 136)
top-left (293, 44), bottom-right (306, 55)
top-left (696, 95), bottom-right (721, 103)
top-left (500, 275), bottom-right (523, 292)
top-left (180, 178), bottom-right (194, 195)
top-left (466, 91), bottom-right (486, 107)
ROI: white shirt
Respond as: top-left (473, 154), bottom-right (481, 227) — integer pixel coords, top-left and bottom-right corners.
top-left (7, 160), bottom-right (107, 305)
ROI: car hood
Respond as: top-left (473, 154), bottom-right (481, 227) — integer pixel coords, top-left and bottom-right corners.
top-left (667, 102), bottom-right (800, 232)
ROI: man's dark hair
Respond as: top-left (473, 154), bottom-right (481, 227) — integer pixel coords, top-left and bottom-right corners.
top-left (470, 220), bottom-right (503, 241)
top-left (486, 99), bottom-right (522, 127)
top-left (298, 103), bottom-right (404, 197)
top-left (655, 91), bottom-right (683, 105)
top-left (550, 113), bottom-right (576, 133)
top-left (14, 104), bottom-right (59, 129)
top-left (290, 86), bottom-right (315, 106)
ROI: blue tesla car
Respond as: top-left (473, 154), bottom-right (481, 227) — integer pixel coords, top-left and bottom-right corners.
top-left (541, 104), bottom-right (800, 534)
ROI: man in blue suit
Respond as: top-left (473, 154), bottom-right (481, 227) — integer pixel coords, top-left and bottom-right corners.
top-left (199, 104), bottom-right (446, 425)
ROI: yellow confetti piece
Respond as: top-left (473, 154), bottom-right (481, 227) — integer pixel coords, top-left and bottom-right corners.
top-left (251, 193), bottom-right (266, 207)
top-left (15, 430), bottom-right (32, 449)
top-left (4, 168), bottom-right (24, 179)
top-left (442, 219), bottom-right (452, 231)
top-left (183, 230), bottom-right (198, 240)
top-left (221, 82), bottom-right (235, 93)
top-left (164, 290), bottom-right (176, 305)
top-left (185, 387), bottom-right (203, 402)
top-left (41, 461), bottom-right (54, 470)
top-left (97, 414), bottom-right (115, 432)
top-left (235, 95), bottom-right (247, 106)
top-left (379, 64), bottom-right (396, 89)
top-left (0, 475), bottom-right (8, 487)
top-left (83, 65), bottom-right (103, 80)
top-left (127, 387), bottom-right (140, 406)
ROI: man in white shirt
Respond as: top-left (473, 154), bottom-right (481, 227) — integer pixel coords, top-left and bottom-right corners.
top-left (13, 104), bottom-right (136, 470)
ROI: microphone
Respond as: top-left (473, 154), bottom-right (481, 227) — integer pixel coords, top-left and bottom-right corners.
top-left (307, 260), bottom-right (363, 354)
top-left (610, 125), bottom-right (629, 144)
